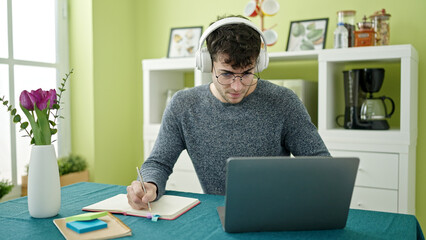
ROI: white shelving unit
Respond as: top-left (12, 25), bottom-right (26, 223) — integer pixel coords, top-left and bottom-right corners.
top-left (318, 45), bottom-right (418, 214)
top-left (142, 45), bottom-right (418, 213)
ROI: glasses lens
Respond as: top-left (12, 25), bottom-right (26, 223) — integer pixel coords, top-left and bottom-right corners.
top-left (217, 73), bottom-right (258, 86)
top-left (241, 74), bottom-right (257, 86)
top-left (218, 73), bottom-right (234, 85)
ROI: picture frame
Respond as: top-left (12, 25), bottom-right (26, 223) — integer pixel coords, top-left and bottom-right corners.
top-left (167, 26), bottom-right (203, 58)
top-left (286, 18), bottom-right (329, 52)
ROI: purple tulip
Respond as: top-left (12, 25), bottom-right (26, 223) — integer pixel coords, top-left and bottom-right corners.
top-left (46, 89), bottom-right (57, 109)
top-left (19, 88), bottom-right (57, 111)
top-left (28, 89), bottom-right (42, 110)
top-left (19, 90), bottom-right (35, 111)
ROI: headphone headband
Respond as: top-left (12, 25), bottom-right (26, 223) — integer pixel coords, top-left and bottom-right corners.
top-left (195, 17), bottom-right (269, 73)
top-left (197, 17), bottom-right (268, 54)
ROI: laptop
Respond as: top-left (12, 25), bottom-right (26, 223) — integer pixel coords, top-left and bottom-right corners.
top-left (217, 156), bottom-right (359, 233)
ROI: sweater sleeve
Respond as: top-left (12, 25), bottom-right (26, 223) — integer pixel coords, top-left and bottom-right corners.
top-left (140, 96), bottom-right (186, 199)
top-left (281, 91), bottom-right (330, 157)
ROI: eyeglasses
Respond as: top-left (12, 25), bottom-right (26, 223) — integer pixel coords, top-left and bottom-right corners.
top-left (214, 67), bottom-right (259, 86)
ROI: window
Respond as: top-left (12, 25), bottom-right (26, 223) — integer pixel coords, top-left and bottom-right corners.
top-left (0, 0), bottom-right (70, 198)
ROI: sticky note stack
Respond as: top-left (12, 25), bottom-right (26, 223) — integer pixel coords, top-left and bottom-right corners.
top-left (66, 219), bottom-right (107, 233)
top-left (65, 211), bottom-right (108, 234)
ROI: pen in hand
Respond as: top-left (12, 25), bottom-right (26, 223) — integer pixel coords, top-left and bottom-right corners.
top-left (136, 166), bottom-right (152, 212)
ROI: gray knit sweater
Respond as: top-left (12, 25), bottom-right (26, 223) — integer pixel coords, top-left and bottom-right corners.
top-left (141, 80), bottom-right (330, 198)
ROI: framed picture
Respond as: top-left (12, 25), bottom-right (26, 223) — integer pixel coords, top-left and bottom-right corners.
top-left (167, 26), bottom-right (203, 58)
top-left (286, 18), bottom-right (328, 52)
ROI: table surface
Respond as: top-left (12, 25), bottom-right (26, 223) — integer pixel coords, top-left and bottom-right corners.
top-left (0, 182), bottom-right (424, 240)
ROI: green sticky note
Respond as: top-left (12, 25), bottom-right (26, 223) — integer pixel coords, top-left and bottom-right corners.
top-left (65, 211), bottom-right (108, 222)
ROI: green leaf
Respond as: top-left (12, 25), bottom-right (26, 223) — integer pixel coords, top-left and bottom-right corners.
top-left (3, 100), bottom-right (8, 105)
top-left (50, 128), bottom-right (57, 135)
top-left (34, 104), bottom-right (51, 145)
top-left (49, 120), bottom-right (56, 126)
top-left (11, 108), bottom-right (16, 115)
top-left (13, 114), bottom-right (21, 123)
top-left (59, 88), bottom-right (65, 92)
top-left (8, 105), bottom-right (12, 111)
top-left (20, 122), bottom-right (29, 129)
top-left (52, 103), bottom-right (60, 109)
top-left (20, 104), bottom-right (42, 145)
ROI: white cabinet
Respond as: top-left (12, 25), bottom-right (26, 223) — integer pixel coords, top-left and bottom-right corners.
top-left (318, 45), bottom-right (418, 214)
top-left (330, 150), bottom-right (399, 212)
top-left (142, 45), bottom-right (418, 213)
top-left (142, 58), bottom-right (204, 193)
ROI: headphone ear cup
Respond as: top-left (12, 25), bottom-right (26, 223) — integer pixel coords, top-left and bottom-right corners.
top-left (198, 47), bottom-right (212, 73)
top-left (255, 49), bottom-right (269, 72)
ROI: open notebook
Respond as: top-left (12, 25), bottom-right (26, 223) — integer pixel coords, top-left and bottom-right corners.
top-left (82, 194), bottom-right (200, 220)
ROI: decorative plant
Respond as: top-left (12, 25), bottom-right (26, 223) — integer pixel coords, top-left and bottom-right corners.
top-left (0, 179), bottom-right (13, 200)
top-left (57, 154), bottom-right (88, 176)
top-left (0, 70), bottom-right (73, 145)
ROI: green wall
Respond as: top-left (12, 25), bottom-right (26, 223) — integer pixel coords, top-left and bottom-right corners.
top-left (69, 0), bottom-right (426, 226)
top-left (69, 0), bottom-right (142, 185)
top-left (69, 0), bottom-right (96, 181)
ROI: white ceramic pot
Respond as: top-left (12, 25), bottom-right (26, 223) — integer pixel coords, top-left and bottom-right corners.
top-left (27, 144), bottom-right (61, 218)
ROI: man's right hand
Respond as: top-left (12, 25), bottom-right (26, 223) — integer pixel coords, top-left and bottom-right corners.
top-left (126, 180), bottom-right (157, 210)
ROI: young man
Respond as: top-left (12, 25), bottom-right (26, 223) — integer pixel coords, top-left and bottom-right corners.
top-left (127, 16), bottom-right (330, 210)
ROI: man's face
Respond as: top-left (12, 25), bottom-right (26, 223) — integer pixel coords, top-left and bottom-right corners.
top-left (210, 54), bottom-right (257, 104)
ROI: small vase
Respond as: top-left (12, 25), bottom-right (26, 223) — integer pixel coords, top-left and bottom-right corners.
top-left (27, 144), bottom-right (61, 218)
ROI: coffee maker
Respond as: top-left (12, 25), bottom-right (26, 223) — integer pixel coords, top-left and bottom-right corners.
top-left (340, 68), bottom-right (395, 130)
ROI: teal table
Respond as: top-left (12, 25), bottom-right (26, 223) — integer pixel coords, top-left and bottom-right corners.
top-left (0, 182), bottom-right (423, 239)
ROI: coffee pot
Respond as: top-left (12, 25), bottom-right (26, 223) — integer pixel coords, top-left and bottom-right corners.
top-left (360, 96), bottom-right (395, 120)
top-left (337, 68), bottom-right (395, 130)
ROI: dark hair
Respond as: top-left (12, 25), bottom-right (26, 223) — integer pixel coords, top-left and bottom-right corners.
top-left (206, 15), bottom-right (261, 70)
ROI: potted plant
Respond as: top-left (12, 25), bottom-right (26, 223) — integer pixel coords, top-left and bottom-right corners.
top-left (21, 154), bottom-right (89, 196)
top-left (1, 70), bottom-right (73, 217)
top-left (0, 179), bottom-right (13, 200)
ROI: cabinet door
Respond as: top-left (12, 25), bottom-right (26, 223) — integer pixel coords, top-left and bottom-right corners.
top-left (350, 187), bottom-right (398, 213)
top-left (330, 150), bottom-right (399, 190)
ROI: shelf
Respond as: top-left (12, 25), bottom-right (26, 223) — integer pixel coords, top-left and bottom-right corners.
top-left (268, 50), bottom-right (320, 61)
top-left (319, 45), bottom-right (418, 62)
top-left (142, 57), bottom-right (195, 71)
top-left (318, 44), bottom-right (418, 146)
top-left (142, 45), bottom-right (418, 71)
top-left (319, 129), bottom-right (411, 145)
